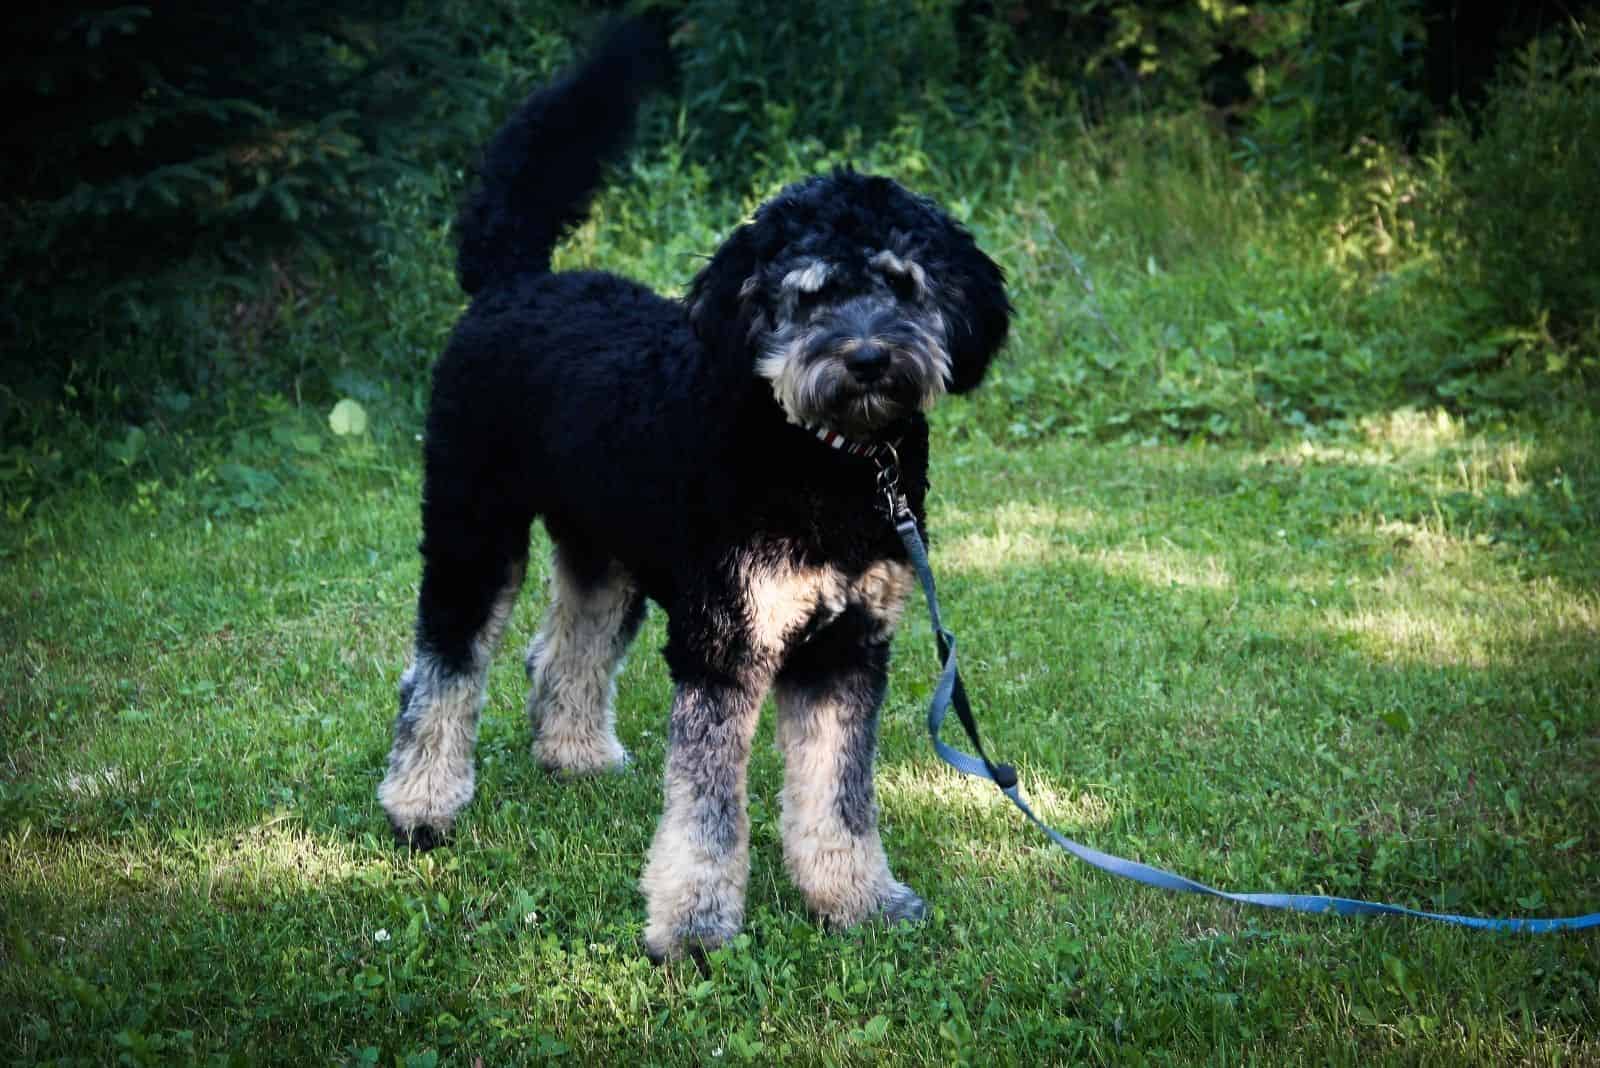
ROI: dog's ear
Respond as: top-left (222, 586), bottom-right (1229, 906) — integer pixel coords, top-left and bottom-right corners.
top-left (686, 225), bottom-right (765, 355)
top-left (937, 243), bottom-right (1010, 394)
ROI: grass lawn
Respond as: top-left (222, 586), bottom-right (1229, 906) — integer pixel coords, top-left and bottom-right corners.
top-left (3, 402), bottom-right (1596, 1065)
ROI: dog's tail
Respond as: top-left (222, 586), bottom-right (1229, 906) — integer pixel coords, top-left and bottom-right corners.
top-left (454, 17), bottom-right (672, 294)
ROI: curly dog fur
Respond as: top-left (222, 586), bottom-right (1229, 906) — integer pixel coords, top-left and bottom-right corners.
top-left (378, 19), bottom-right (1010, 962)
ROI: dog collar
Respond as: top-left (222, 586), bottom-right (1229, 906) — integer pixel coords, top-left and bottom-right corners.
top-left (805, 423), bottom-right (896, 463)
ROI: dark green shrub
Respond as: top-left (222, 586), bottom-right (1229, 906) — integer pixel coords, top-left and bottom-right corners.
top-left (0, 0), bottom-right (573, 414)
top-left (1441, 20), bottom-right (1600, 356)
top-left (675, 0), bottom-right (964, 176)
top-left (1245, 0), bottom-right (1430, 175)
top-left (1027, 0), bottom-right (1271, 114)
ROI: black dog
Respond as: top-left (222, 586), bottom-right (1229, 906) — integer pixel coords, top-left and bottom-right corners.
top-left (379, 20), bottom-right (1010, 962)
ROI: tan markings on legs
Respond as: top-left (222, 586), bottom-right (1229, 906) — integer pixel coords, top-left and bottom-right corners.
top-left (380, 564), bottom-right (524, 837)
top-left (744, 561), bottom-right (847, 655)
top-left (639, 556), bottom-right (913, 957)
top-left (525, 548), bottom-right (639, 774)
top-left (775, 682), bottom-right (917, 928)
top-left (640, 681), bottom-right (766, 961)
top-left (851, 559), bottom-right (913, 638)
top-left (776, 558), bottom-right (919, 927)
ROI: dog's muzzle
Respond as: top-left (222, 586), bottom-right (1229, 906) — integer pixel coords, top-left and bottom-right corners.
top-left (760, 296), bottom-right (951, 435)
top-left (814, 300), bottom-right (904, 383)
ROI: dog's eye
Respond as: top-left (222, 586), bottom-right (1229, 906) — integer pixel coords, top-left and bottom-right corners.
top-left (885, 269), bottom-right (920, 303)
top-left (793, 286), bottom-right (829, 313)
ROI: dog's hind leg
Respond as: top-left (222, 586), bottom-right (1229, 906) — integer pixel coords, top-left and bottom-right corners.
top-left (773, 605), bottom-right (925, 930)
top-left (380, 507), bottom-right (528, 849)
top-left (525, 541), bottom-right (645, 774)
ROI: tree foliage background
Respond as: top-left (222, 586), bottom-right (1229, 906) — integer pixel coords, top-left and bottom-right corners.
top-left (3, 0), bottom-right (1595, 461)
top-left (3, 1), bottom-right (561, 402)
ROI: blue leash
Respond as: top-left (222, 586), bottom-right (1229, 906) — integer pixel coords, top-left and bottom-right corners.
top-left (890, 504), bottom-right (1600, 934)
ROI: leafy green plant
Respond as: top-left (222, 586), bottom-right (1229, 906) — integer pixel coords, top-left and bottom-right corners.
top-left (0, 0), bottom-right (576, 439)
top-left (1245, 0), bottom-right (1430, 173)
top-left (675, 0), bottom-right (964, 180)
top-left (1436, 19), bottom-right (1600, 359)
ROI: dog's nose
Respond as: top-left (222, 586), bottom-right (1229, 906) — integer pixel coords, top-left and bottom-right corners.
top-left (848, 344), bottom-right (891, 382)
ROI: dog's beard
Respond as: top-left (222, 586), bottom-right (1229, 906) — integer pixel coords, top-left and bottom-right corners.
top-left (756, 305), bottom-right (951, 438)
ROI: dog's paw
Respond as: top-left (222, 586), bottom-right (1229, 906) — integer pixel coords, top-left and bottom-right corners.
top-left (641, 916), bottom-right (740, 965)
top-left (815, 879), bottom-right (927, 931)
top-left (873, 882), bottom-right (927, 926)
top-left (378, 766), bottom-right (473, 851)
top-left (390, 819), bottom-right (451, 852)
top-left (533, 732), bottom-right (631, 776)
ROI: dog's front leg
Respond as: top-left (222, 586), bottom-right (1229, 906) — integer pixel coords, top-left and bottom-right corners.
top-left (774, 612), bottom-right (924, 929)
top-left (640, 676), bottom-right (766, 961)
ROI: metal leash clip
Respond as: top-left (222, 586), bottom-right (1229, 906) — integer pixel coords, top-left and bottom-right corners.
top-left (872, 441), bottom-right (912, 524)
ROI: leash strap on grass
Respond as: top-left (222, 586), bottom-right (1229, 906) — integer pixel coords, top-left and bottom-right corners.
top-left (892, 511), bottom-right (1600, 934)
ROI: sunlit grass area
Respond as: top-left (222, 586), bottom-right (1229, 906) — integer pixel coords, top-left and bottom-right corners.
top-left (4, 404), bottom-right (1596, 1064)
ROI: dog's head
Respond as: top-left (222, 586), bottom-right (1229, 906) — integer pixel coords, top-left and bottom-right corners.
top-left (687, 170), bottom-right (1010, 437)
